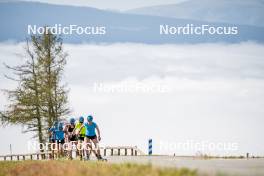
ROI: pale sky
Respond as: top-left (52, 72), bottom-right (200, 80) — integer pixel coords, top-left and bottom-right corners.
top-left (0, 42), bottom-right (264, 156)
top-left (18, 0), bottom-right (188, 10)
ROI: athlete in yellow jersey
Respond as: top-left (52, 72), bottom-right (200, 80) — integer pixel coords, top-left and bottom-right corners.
top-left (74, 116), bottom-right (86, 160)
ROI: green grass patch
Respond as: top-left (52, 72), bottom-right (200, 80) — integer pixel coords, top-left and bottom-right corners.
top-left (0, 160), bottom-right (197, 176)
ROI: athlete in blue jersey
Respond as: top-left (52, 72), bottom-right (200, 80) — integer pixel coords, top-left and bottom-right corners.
top-left (49, 121), bottom-right (58, 143)
top-left (80, 115), bottom-right (103, 160)
top-left (55, 122), bottom-right (65, 144)
top-left (53, 122), bottom-right (65, 157)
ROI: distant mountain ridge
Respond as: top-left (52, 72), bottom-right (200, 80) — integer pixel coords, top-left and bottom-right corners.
top-left (0, 1), bottom-right (264, 44)
top-left (126, 0), bottom-right (264, 27)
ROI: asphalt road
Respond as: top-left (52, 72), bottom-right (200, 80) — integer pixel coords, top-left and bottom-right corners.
top-left (105, 155), bottom-right (264, 176)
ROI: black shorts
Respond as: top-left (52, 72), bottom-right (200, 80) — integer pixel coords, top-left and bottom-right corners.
top-left (56, 139), bottom-right (65, 144)
top-left (69, 135), bottom-right (77, 141)
top-left (86, 135), bottom-right (97, 140)
top-left (78, 136), bottom-right (85, 141)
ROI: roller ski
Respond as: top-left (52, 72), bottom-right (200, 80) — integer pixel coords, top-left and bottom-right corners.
top-left (96, 154), bottom-right (107, 161)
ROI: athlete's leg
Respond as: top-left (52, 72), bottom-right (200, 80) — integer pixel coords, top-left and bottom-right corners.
top-left (84, 137), bottom-right (92, 159)
top-left (86, 137), bottom-right (98, 157)
top-left (91, 138), bottom-right (101, 158)
top-left (77, 138), bottom-right (83, 160)
top-left (58, 140), bottom-right (64, 158)
top-left (55, 141), bottom-right (59, 159)
top-left (67, 141), bottom-right (73, 160)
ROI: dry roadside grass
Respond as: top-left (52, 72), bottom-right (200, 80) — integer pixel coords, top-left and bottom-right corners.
top-left (0, 160), bottom-right (197, 176)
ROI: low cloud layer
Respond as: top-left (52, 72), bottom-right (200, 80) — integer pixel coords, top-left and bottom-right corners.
top-left (63, 42), bottom-right (264, 85)
top-left (0, 42), bottom-right (263, 155)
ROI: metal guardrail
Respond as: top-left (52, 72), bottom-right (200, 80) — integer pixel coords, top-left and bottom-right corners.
top-left (0, 146), bottom-right (145, 161)
top-left (0, 152), bottom-right (52, 161)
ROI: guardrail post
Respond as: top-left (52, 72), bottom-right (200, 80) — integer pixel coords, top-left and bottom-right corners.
top-left (37, 154), bottom-right (39, 160)
top-left (135, 150), bottom-right (137, 156)
top-left (17, 155), bottom-right (19, 160)
top-left (131, 148), bottom-right (134, 156)
top-left (118, 148), bottom-right (120, 156)
top-left (10, 156), bottom-right (13, 161)
top-left (23, 155), bottom-right (25, 160)
top-left (4, 156), bottom-right (6, 161)
top-left (30, 155), bottom-right (33, 160)
top-left (111, 148), bottom-right (114, 156)
top-left (104, 149), bottom-right (106, 156)
top-left (125, 149), bottom-right (127, 156)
